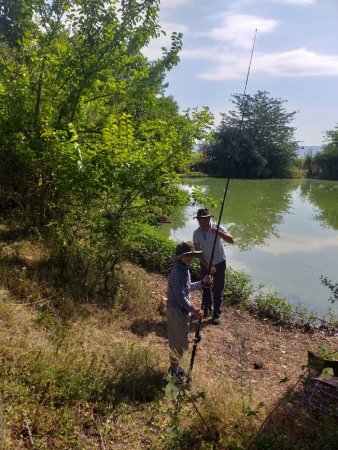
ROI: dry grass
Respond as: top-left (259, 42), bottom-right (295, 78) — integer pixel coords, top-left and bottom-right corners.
top-left (0, 231), bottom-right (337, 449)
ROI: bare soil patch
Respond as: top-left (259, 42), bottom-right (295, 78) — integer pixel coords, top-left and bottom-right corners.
top-left (122, 263), bottom-right (338, 422)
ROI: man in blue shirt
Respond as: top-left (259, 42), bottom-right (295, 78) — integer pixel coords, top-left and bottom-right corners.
top-left (167, 242), bottom-right (212, 377)
top-left (193, 208), bottom-right (234, 325)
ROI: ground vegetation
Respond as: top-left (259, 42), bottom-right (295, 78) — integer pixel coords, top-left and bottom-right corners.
top-left (0, 221), bottom-right (337, 449)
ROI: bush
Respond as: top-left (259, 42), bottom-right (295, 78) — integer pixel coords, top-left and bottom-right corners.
top-left (124, 224), bottom-right (201, 279)
top-left (251, 292), bottom-right (295, 327)
top-left (124, 224), bottom-right (176, 274)
top-left (225, 267), bottom-right (254, 306)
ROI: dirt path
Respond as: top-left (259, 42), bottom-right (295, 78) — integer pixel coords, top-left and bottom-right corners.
top-left (122, 263), bottom-right (337, 410)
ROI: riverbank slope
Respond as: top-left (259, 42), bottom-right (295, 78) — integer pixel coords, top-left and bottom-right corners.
top-left (0, 235), bottom-right (337, 448)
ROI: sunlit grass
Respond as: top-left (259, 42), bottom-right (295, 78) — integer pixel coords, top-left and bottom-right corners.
top-left (0, 232), bottom-right (337, 449)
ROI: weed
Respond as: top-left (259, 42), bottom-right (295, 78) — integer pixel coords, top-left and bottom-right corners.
top-left (112, 265), bottom-right (157, 315)
top-left (271, 341), bottom-right (280, 350)
top-left (0, 289), bottom-right (166, 448)
top-left (252, 292), bottom-right (295, 327)
top-left (320, 275), bottom-right (338, 304)
top-left (225, 267), bottom-right (254, 307)
top-left (315, 344), bottom-right (338, 361)
top-left (294, 304), bottom-right (317, 328)
top-left (325, 306), bottom-right (338, 326)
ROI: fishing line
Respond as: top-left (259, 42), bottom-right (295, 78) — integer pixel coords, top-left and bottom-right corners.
top-left (187, 29), bottom-right (258, 383)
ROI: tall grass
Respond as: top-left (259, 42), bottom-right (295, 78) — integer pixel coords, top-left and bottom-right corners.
top-left (1, 223), bottom-right (337, 449)
top-left (0, 288), bottom-right (165, 448)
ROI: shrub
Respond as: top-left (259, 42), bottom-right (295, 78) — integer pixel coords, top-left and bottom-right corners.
top-left (252, 292), bottom-right (295, 327)
top-left (225, 267), bottom-right (254, 306)
top-left (112, 265), bottom-right (157, 314)
top-left (123, 224), bottom-right (202, 279)
top-left (124, 224), bottom-right (176, 275)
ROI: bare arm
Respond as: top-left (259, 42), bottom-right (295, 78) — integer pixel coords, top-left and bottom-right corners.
top-left (211, 226), bottom-right (234, 244)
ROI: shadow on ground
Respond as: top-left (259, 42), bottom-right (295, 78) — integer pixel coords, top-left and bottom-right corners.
top-left (100, 368), bottom-right (168, 406)
top-left (251, 383), bottom-right (338, 450)
top-left (130, 316), bottom-right (219, 340)
top-left (130, 318), bottom-right (167, 338)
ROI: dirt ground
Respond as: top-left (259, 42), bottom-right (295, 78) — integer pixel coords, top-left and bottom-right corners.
top-left (122, 263), bottom-right (338, 413)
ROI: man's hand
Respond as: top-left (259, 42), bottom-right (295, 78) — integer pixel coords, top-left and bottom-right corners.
top-left (211, 225), bottom-right (234, 244)
top-left (210, 225), bottom-right (218, 235)
top-left (193, 308), bottom-right (204, 318)
top-left (202, 274), bottom-right (213, 285)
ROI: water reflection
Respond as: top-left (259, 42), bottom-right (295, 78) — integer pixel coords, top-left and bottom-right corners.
top-left (299, 180), bottom-right (338, 230)
top-left (160, 178), bottom-right (338, 313)
top-left (163, 178), bottom-right (298, 251)
top-left (162, 178), bottom-right (338, 249)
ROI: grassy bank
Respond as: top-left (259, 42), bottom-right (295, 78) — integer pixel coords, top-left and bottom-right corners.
top-left (0, 220), bottom-right (337, 449)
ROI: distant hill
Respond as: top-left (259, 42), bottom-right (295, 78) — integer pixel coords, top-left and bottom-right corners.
top-left (297, 145), bottom-right (321, 158)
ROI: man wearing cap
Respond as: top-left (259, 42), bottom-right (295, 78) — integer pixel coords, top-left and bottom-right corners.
top-left (167, 242), bottom-right (212, 378)
top-left (193, 208), bottom-right (234, 325)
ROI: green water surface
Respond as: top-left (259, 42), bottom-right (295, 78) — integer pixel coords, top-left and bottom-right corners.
top-left (160, 178), bottom-right (338, 315)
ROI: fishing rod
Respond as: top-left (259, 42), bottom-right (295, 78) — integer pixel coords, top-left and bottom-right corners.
top-left (187, 29), bottom-right (258, 384)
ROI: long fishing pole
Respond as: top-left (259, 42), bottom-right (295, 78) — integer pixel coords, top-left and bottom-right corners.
top-left (187, 29), bottom-right (258, 384)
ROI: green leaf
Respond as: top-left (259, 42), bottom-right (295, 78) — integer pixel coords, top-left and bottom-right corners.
top-left (320, 367), bottom-right (334, 380)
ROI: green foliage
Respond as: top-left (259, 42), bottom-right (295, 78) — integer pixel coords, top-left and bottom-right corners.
top-left (320, 275), bottom-right (338, 304)
top-left (190, 185), bottom-right (218, 209)
top-left (253, 432), bottom-right (292, 449)
top-left (0, 0), bottom-right (213, 296)
top-left (204, 91), bottom-right (298, 178)
top-left (293, 304), bottom-right (317, 327)
top-left (290, 167), bottom-right (307, 179)
top-left (316, 344), bottom-right (338, 362)
top-left (123, 224), bottom-right (201, 279)
top-left (224, 267), bottom-right (254, 306)
top-left (164, 380), bottom-right (219, 449)
top-left (1, 337), bottom-right (163, 410)
top-left (125, 224), bottom-right (176, 274)
top-left (314, 124), bottom-right (338, 180)
top-left (252, 292), bottom-right (295, 327)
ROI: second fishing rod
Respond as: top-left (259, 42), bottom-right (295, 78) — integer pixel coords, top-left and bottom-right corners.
top-left (187, 29), bottom-right (258, 384)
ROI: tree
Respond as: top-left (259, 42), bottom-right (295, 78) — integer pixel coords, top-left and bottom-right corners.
top-left (314, 125), bottom-right (338, 180)
top-left (0, 0), bottom-right (213, 295)
top-left (204, 91), bottom-right (298, 178)
top-left (303, 150), bottom-right (315, 177)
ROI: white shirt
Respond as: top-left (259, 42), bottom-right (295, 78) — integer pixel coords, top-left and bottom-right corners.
top-left (193, 223), bottom-right (227, 265)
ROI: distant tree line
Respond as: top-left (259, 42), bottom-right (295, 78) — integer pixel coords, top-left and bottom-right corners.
top-left (196, 91), bottom-right (299, 179)
top-left (303, 126), bottom-right (338, 180)
top-left (194, 91), bottom-right (338, 181)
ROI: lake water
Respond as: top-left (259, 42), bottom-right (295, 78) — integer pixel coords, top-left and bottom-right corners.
top-left (160, 178), bottom-right (338, 316)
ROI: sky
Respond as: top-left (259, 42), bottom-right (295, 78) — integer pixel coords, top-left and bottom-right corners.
top-left (143, 0), bottom-right (338, 147)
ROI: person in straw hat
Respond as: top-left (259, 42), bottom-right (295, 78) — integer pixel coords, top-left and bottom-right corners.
top-left (193, 208), bottom-right (234, 325)
top-left (166, 242), bottom-right (212, 378)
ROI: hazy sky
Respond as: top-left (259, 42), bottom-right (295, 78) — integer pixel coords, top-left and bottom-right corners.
top-left (144, 0), bottom-right (338, 146)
